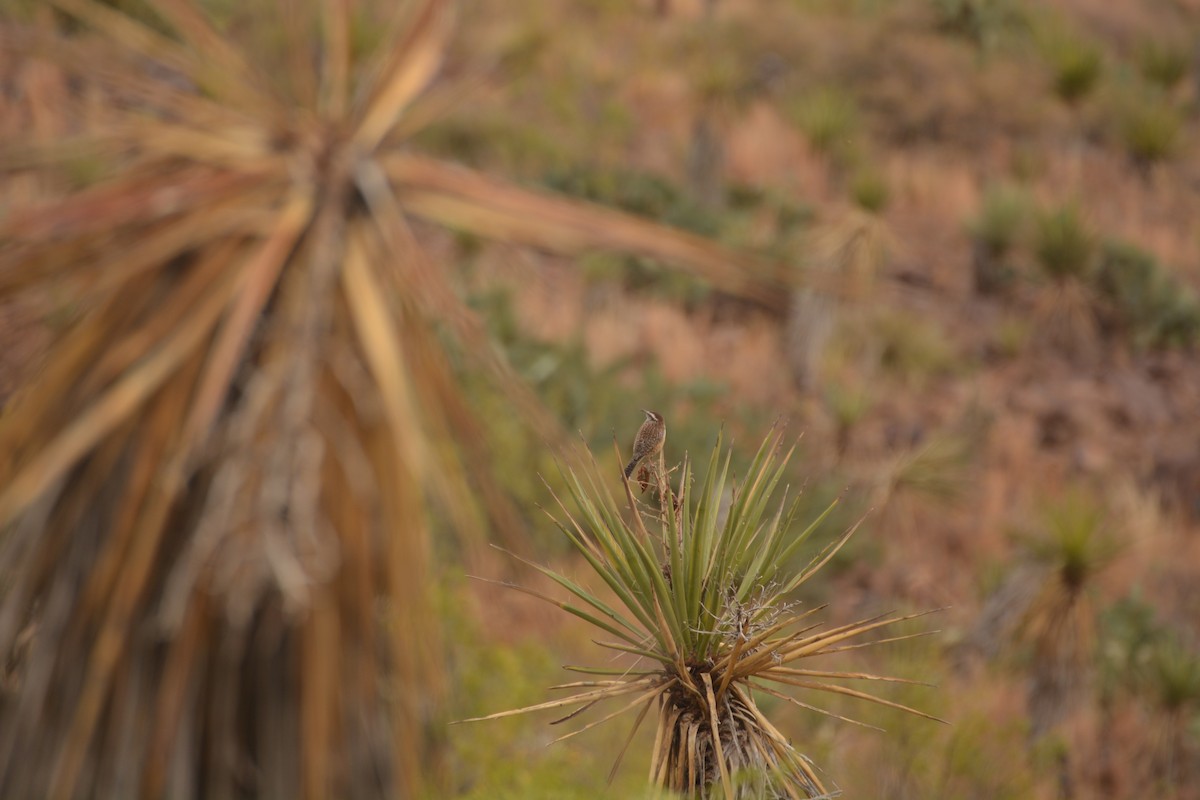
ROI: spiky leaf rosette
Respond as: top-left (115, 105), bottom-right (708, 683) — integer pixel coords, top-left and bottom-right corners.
top-left (0, 1), bottom-right (787, 797)
top-left (466, 432), bottom-right (942, 799)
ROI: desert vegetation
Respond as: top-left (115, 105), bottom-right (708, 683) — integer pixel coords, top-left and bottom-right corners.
top-left (1, 0), bottom-right (1199, 798)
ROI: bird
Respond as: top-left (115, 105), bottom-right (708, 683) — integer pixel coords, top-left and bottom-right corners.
top-left (624, 409), bottom-right (666, 479)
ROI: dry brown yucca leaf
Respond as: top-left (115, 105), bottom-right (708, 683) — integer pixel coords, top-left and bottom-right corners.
top-left (0, 1), bottom-right (794, 797)
top-left (384, 152), bottom-right (786, 309)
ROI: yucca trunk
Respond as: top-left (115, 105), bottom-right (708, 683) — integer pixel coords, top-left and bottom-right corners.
top-left (656, 682), bottom-right (825, 798)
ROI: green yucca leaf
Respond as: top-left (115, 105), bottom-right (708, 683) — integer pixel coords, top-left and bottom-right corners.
top-left (483, 555), bottom-right (644, 646)
top-left (544, 517), bottom-right (660, 637)
top-left (776, 513), bottom-right (863, 599)
top-left (774, 496), bottom-right (840, 570)
top-left (563, 665), bottom-right (661, 677)
top-left (736, 502), bottom-right (784, 602)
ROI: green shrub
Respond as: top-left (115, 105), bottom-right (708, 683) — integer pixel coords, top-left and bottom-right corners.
top-left (1144, 635), bottom-right (1200, 715)
top-left (1117, 92), bottom-right (1181, 167)
top-left (1094, 241), bottom-right (1200, 349)
top-left (791, 86), bottom-right (861, 163)
top-left (969, 185), bottom-right (1030, 295)
top-left (930, 0), bottom-right (1023, 50)
top-left (1033, 204), bottom-right (1094, 281)
top-left (851, 168), bottom-right (890, 213)
top-left (970, 184), bottom-right (1029, 258)
top-left (1137, 40), bottom-right (1188, 90)
top-left (1035, 21), bottom-right (1103, 103)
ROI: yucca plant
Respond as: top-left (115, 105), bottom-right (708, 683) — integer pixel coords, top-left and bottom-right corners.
top-left (464, 431), bottom-right (942, 798)
top-left (974, 489), bottom-right (1120, 742)
top-left (0, 1), bottom-right (786, 797)
top-left (1020, 492), bottom-right (1120, 738)
top-left (1142, 634), bottom-right (1200, 790)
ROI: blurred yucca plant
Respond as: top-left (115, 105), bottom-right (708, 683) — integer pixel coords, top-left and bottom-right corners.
top-left (974, 489), bottom-right (1120, 742)
top-left (0, 1), bottom-right (783, 797)
top-left (465, 431), bottom-right (941, 798)
top-left (1144, 634), bottom-right (1200, 788)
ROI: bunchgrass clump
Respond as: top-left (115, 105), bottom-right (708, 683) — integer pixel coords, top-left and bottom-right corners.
top-left (1116, 91), bottom-right (1181, 169)
top-left (465, 431), bottom-right (942, 798)
top-left (1029, 204), bottom-right (1103, 352)
top-left (1033, 204), bottom-right (1094, 282)
top-left (1136, 40), bottom-right (1188, 91)
top-left (1094, 240), bottom-right (1200, 349)
top-left (1143, 634), bottom-right (1200, 787)
top-left (1034, 21), bottom-right (1103, 103)
top-left (1145, 635), bottom-right (1200, 716)
top-left (851, 168), bottom-right (890, 214)
top-left (970, 184), bottom-right (1030, 294)
top-left (792, 86), bottom-right (861, 165)
top-left (970, 184), bottom-right (1029, 259)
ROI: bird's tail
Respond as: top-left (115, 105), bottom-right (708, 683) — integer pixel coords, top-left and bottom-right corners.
top-left (623, 457), bottom-right (639, 478)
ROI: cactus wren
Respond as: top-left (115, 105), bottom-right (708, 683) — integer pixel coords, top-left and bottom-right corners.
top-left (624, 410), bottom-right (666, 478)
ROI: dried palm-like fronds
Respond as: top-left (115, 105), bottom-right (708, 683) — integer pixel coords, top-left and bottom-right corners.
top-left (464, 431), bottom-right (942, 799)
top-left (0, 1), bottom-right (787, 797)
